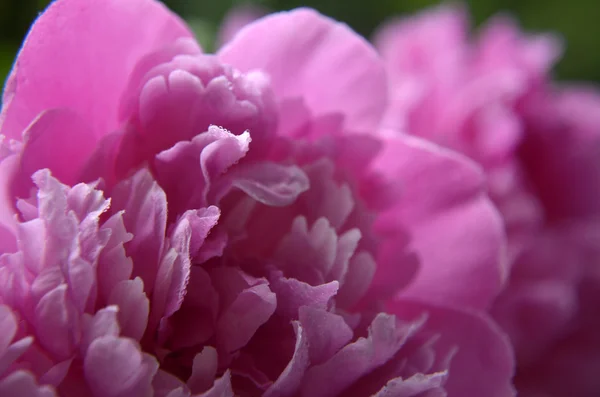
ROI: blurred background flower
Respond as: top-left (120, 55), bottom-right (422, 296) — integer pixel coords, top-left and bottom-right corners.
top-left (1, 0), bottom-right (600, 85)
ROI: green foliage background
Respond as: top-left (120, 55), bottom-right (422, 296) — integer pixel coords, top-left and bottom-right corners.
top-left (1, 0), bottom-right (599, 86)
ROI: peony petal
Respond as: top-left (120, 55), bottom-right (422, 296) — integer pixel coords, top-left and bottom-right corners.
top-left (219, 8), bottom-right (387, 132)
top-left (154, 126), bottom-right (250, 215)
top-left (298, 306), bottom-right (353, 365)
top-left (81, 306), bottom-right (120, 354)
top-left (84, 336), bottom-right (159, 397)
top-left (216, 283), bottom-right (277, 353)
top-left (301, 313), bottom-right (417, 397)
top-left (110, 168), bottom-right (167, 296)
top-left (164, 267), bottom-right (219, 350)
top-left (16, 110), bottom-right (98, 190)
top-left (0, 370), bottom-right (57, 397)
top-left (372, 372), bottom-right (447, 397)
top-left (187, 346), bottom-right (218, 394)
top-left (195, 370), bottom-right (234, 397)
top-left (216, 5), bottom-right (267, 49)
top-left (269, 273), bottom-right (339, 319)
top-left (388, 299), bottom-right (516, 397)
top-left (0, 0), bottom-right (193, 140)
top-left (96, 212), bottom-right (134, 303)
top-left (0, 152), bottom-right (20, 238)
top-left (0, 305), bottom-right (33, 377)
top-left (374, 135), bottom-right (507, 309)
top-left (107, 278), bottom-right (150, 341)
top-left (264, 322), bottom-right (310, 397)
top-left (223, 162), bottom-right (310, 207)
top-left (34, 284), bottom-right (75, 361)
top-left (0, 305), bottom-right (17, 353)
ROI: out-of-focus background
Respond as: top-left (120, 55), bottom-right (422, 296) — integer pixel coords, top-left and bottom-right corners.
top-left (1, 0), bottom-right (599, 85)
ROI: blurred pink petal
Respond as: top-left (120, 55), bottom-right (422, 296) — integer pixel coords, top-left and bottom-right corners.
top-left (216, 5), bottom-right (267, 49)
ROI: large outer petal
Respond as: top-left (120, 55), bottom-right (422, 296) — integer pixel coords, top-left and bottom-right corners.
top-left (0, 0), bottom-right (194, 140)
top-left (375, 134), bottom-right (507, 309)
top-left (388, 299), bottom-right (516, 397)
top-left (218, 8), bottom-right (387, 133)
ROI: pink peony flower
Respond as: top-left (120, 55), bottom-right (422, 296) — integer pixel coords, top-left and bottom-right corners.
top-left (0, 0), bottom-right (513, 396)
top-left (375, 5), bottom-right (600, 396)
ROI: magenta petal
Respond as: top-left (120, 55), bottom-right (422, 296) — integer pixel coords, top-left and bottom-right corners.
top-left (298, 306), bottom-right (353, 365)
top-left (153, 370), bottom-right (188, 397)
top-left (222, 162), bottom-right (310, 207)
top-left (164, 267), bottom-right (218, 349)
top-left (216, 283), bottom-right (277, 353)
top-left (375, 135), bottom-right (507, 309)
top-left (388, 299), bottom-right (516, 397)
top-left (269, 274), bottom-right (338, 319)
top-left (301, 313), bottom-right (414, 397)
top-left (187, 346), bottom-right (218, 394)
top-left (0, 0), bottom-right (193, 140)
top-left (372, 372), bottom-right (447, 397)
top-left (195, 371), bottom-right (234, 397)
top-left (219, 8), bottom-right (387, 132)
top-left (39, 358), bottom-right (73, 388)
top-left (264, 322), bottom-right (310, 397)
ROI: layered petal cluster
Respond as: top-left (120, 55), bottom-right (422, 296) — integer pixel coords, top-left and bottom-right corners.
top-left (0, 0), bottom-right (513, 396)
top-left (375, 5), bottom-right (600, 396)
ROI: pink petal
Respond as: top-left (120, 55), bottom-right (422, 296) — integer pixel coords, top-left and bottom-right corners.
top-left (16, 110), bottom-right (97, 190)
top-left (107, 278), bottom-right (150, 341)
top-left (34, 284), bottom-right (75, 361)
top-left (195, 371), bottom-right (234, 397)
top-left (110, 168), bottom-right (167, 296)
top-left (0, 0), bottom-right (193, 140)
top-left (0, 370), bottom-right (57, 397)
top-left (375, 135), bottom-right (507, 309)
top-left (372, 372), bottom-right (447, 397)
top-left (96, 213), bottom-right (134, 303)
top-left (226, 162), bottom-right (310, 207)
top-left (187, 346), bottom-right (218, 394)
top-left (0, 305), bottom-right (33, 377)
top-left (0, 153), bottom-right (20, 238)
top-left (301, 313), bottom-right (416, 397)
top-left (388, 299), bottom-right (516, 397)
top-left (264, 322), bottom-right (310, 397)
top-left (269, 273), bottom-right (339, 319)
top-left (154, 126), bottom-right (250, 215)
top-left (81, 306), bottom-right (120, 354)
top-left (216, 283), bottom-right (277, 353)
top-left (164, 267), bottom-right (218, 349)
top-left (84, 336), bottom-right (159, 397)
top-left (219, 8), bottom-right (387, 132)
top-left (216, 5), bottom-right (267, 49)
top-left (298, 306), bottom-right (353, 365)
top-left (0, 305), bottom-right (18, 353)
